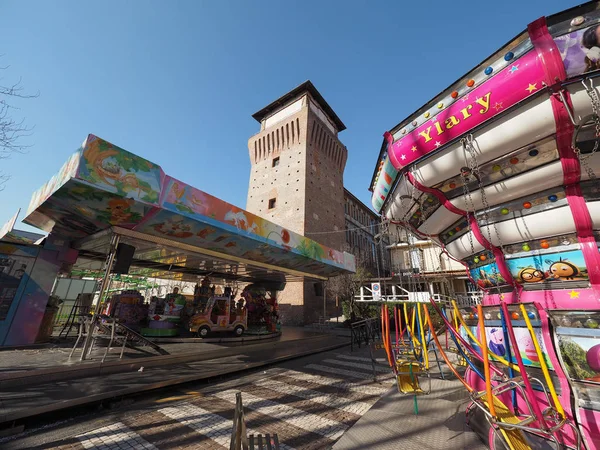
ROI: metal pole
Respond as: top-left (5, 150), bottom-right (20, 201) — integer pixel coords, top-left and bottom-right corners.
top-left (80, 233), bottom-right (120, 361)
top-left (323, 281), bottom-right (327, 323)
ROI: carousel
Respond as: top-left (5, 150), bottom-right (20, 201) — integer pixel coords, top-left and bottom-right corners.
top-left (0, 133), bottom-right (355, 350)
top-left (371, 2), bottom-right (600, 449)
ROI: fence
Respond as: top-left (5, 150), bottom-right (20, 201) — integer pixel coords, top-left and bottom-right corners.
top-left (355, 284), bottom-right (482, 306)
top-left (52, 278), bottom-right (98, 326)
top-left (350, 317), bottom-right (381, 352)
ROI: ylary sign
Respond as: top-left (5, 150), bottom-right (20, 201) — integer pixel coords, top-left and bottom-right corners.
top-left (388, 49), bottom-right (547, 171)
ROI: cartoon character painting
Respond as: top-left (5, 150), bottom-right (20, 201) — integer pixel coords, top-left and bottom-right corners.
top-left (507, 250), bottom-right (588, 283)
top-left (488, 328), bottom-right (506, 356)
top-left (556, 22), bottom-right (600, 77)
top-left (547, 258), bottom-right (583, 281)
top-left (517, 267), bottom-right (546, 283)
top-left (81, 137), bottom-right (161, 204)
top-left (471, 265), bottom-right (505, 288)
top-left (224, 211), bottom-right (251, 231)
top-left (523, 336), bottom-right (540, 363)
top-left (152, 216), bottom-right (194, 238)
top-left (105, 198), bottom-right (136, 224)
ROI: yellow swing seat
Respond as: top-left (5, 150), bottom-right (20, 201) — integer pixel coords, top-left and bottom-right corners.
top-left (395, 360), bottom-right (430, 395)
top-left (477, 395), bottom-right (532, 450)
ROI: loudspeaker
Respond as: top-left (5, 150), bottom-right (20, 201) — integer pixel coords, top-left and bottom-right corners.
top-left (314, 282), bottom-right (324, 296)
top-left (112, 243), bottom-right (135, 274)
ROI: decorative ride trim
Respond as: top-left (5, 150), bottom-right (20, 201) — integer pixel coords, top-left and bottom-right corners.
top-left (404, 172), bottom-right (516, 287)
top-left (528, 17), bottom-right (600, 285)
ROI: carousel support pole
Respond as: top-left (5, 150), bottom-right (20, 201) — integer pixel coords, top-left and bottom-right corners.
top-left (323, 282), bottom-right (327, 324)
top-left (80, 233), bottom-right (120, 361)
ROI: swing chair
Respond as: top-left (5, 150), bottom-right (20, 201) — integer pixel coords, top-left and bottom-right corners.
top-left (454, 136), bottom-right (582, 448)
top-left (424, 303), bottom-right (534, 450)
top-left (389, 185), bottom-right (458, 396)
top-left (466, 303), bottom-right (581, 450)
top-left (392, 205), bottom-right (433, 396)
top-left (393, 302), bottom-right (432, 395)
top-left (432, 298), bottom-right (582, 449)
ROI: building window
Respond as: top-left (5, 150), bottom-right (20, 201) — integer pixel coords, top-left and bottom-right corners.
top-left (272, 157), bottom-right (280, 167)
top-left (268, 198), bottom-right (277, 209)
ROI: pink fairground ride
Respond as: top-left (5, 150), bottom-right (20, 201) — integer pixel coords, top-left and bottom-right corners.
top-left (370, 2), bottom-right (600, 449)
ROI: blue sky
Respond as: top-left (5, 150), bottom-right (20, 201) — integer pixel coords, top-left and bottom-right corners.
top-left (1, 0), bottom-right (577, 233)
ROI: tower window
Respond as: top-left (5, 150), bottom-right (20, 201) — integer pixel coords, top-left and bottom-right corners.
top-left (272, 157), bottom-right (280, 167)
top-left (268, 198), bottom-right (277, 209)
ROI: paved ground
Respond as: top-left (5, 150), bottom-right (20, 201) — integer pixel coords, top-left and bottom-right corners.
top-left (333, 376), bottom-right (487, 450)
top-left (0, 333), bottom-right (349, 423)
top-left (0, 327), bottom-right (326, 372)
top-left (0, 346), bottom-right (488, 450)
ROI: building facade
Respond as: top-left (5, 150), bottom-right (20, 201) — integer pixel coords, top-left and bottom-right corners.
top-left (387, 231), bottom-right (478, 303)
top-left (246, 81), bottom-right (349, 324)
top-left (343, 189), bottom-right (391, 278)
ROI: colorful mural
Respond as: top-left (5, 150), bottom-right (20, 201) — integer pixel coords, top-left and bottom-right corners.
top-left (555, 23), bottom-right (600, 78)
top-left (484, 325), bottom-right (554, 370)
top-left (371, 155), bottom-right (398, 212)
top-left (159, 176), bottom-right (349, 269)
top-left (26, 150), bottom-right (81, 217)
top-left (77, 135), bottom-right (163, 205)
top-left (460, 322), bottom-right (554, 370)
top-left (53, 183), bottom-right (153, 228)
top-left (469, 262), bottom-right (506, 288)
top-left (506, 249), bottom-right (588, 284)
top-left (558, 335), bottom-right (600, 382)
top-left (22, 135), bottom-right (355, 278)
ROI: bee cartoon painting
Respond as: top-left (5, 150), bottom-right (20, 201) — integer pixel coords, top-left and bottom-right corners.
top-left (507, 249), bottom-right (588, 283)
top-left (546, 256), bottom-right (587, 281)
top-left (517, 267), bottom-right (547, 284)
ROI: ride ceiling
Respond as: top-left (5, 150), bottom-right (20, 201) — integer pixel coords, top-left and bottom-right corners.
top-left (22, 135), bottom-right (356, 283)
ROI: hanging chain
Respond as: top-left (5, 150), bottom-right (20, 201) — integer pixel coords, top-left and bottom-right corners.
top-left (574, 79), bottom-right (600, 181)
top-left (462, 135), bottom-right (517, 299)
top-left (459, 139), bottom-right (478, 260)
top-left (462, 135), bottom-right (507, 254)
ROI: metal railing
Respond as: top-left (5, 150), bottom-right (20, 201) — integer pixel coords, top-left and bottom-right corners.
top-left (350, 317), bottom-right (381, 352)
top-left (354, 284), bottom-right (482, 306)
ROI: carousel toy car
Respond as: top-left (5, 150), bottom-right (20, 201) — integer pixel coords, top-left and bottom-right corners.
top-left (189, 296), bottom-right (247, 337)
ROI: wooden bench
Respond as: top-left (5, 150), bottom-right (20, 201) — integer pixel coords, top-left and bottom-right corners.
top-left (230, 392), bottom-right (280, 450)
top-left (249, 433), bottom-right (280, 450)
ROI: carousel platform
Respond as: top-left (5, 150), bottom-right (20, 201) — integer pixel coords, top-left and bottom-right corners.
top-left (0, 328), bottom-right (347, 427)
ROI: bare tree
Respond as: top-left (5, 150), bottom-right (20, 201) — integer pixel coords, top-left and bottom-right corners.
top-left (327, 256), bottom-right (376, 321)
top-left (0, 62), bottom-right (38, 188)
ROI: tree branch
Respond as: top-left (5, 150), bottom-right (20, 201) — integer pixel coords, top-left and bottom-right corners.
top-left (0, 60), bottom-right (37, 188)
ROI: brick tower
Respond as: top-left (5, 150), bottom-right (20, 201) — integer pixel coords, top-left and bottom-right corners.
top-left (246, 81), bottom-right (348, 325)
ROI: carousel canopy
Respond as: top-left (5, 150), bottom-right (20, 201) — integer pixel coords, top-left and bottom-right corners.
top-left (23, 134), bottom-right (356, 283)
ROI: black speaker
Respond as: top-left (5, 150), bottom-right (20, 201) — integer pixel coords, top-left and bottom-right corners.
top-left (314, 282), bottom-right (324, 296)
top-left (112, 243), bottom-right (135, 274)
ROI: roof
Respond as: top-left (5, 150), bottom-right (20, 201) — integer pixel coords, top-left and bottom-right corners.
top-left (252, 80), bottom-right (346, 132)
top-left (23, 134), bottom-right (357, 282)
top-left (343, 188), bottom-right (378, 220)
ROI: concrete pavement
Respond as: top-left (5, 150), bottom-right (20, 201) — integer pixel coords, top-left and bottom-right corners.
top-left (332, 376), bottom-right (487, 450)
top-left (0, 329), bottom-right (349, 425)
top-left (0, 326), bottom-right (490, 449)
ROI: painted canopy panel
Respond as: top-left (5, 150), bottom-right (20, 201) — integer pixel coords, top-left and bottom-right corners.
top-left (23, 135), bottom-right (355, 277)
